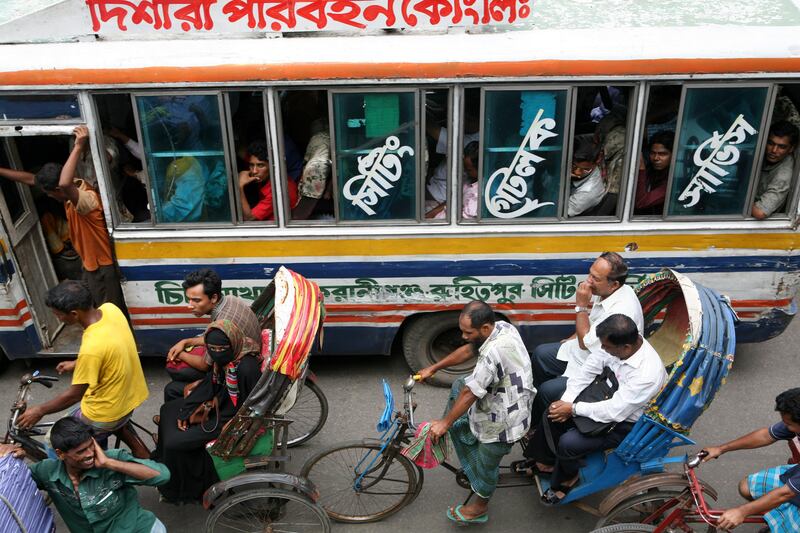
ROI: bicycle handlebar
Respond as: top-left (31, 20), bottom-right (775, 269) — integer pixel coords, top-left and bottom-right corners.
top-left (687, 450), bottom-right (709, 469)
top-left (19, 372), bottom-right (59, 388)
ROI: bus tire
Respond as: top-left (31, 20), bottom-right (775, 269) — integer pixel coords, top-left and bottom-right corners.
top-left (402, 312), bottom-right (474, 387)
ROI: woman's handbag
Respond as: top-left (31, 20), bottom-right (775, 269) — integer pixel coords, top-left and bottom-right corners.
top-left (188, 396), bottom-right (220, 433)
top-left (572, 366), bottom-right (620, 437)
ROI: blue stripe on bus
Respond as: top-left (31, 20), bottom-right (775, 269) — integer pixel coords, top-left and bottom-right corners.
top-left (119, 255), bottom-right (800, 281)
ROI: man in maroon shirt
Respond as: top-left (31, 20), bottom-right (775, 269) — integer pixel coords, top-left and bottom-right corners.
top-left (634, 130), bottom-right (674, 216)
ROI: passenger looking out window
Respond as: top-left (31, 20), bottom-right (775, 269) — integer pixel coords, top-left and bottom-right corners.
top-left (426, 141), bottom-right (479, 220)
top-left (239, 140), bottom-right (298, 221)
top-left (751, 121), bottom-right (798, 219)
top-left (568, 135), bottom-right (606, 217)
top-left (634, 131), bottom-right (674, 216)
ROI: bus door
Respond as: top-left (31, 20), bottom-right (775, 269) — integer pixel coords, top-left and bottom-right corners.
top-left (0, 128), bottom-right (76, 352)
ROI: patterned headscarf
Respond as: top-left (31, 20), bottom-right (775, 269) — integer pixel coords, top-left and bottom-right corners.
top-left (204, 319), bottom-right (261, 406)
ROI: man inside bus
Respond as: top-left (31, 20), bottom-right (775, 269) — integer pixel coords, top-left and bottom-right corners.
top-left (525, 314), bottom-right (666, 505)
top-left (418, 301), bottom-right (535, 525)
top-left (425, 141), bottom-right (479, 219)
top-left (634, 130), bottom-right (674, 216)
top-left (16, 281), bottom-right (150, 458)
top-left (568, 135), bottom-right (607, 217)
top-left (163, 268), bottom-right (261, 402)
top-left (292, 118), bottom-right (334, 220)
top-left (528, 252), bottom-right (643, 429)
top-left (425, 106), bottom-right (480, 210)
top-left (238, 140), bottom-right (298, 221)
top-left (0, 125), bottom-right (131, 322)
top-left (700, 387), bottom-right (800, 531)
top-left (751, 121), bottom-right (798, 220)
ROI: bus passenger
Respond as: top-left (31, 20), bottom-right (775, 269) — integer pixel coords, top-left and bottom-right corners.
top-left (0, 418), bottom-right (170, 533)
top-left (292, 119), bottom-right (333, 220)
top-left (752, 121), bottom-right (798, 220)
top-left (425, 110), bottom-right (480, 208)
top-left (425, 141), bottom-right (479, 219)
top-left (239, 140), bottom-right (298, 221)
top-left (701, 388), bottom-right (800, 531)
top-left (17, 281), bottom-right (150, 458)
top-left (164, 268), bottom-right (261, 401)
top-left (525, 314), bottom-right (667, 505)
top-left (417, 301), bottom-right (534, 525)
top-left (568, 135), bottom-right (606, 217)
top-left (529, 252), bottom-right (643, 427)
top-left (0, 126), bottom-right (131, 321)
top-left (634, 130), bottom-right (674, 216)
top-left (154, 320), bottom-right (262, 503)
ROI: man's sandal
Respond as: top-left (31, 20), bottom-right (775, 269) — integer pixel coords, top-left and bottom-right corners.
top-left (446, 505), bottom-right (489, 525)
top-left (509, 459), bottom-right (553, 477)
top-left (540, 483), bottom-right (576, 506)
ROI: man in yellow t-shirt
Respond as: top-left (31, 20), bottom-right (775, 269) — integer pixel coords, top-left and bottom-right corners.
top-left (18, 281), bottom-right (149, 458)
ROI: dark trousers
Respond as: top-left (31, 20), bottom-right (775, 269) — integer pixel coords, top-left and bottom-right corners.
top-left (530, 376), bottom-right (568, 429)
top-left (531, 342), bottom-right (567, 387)
top-left (83, 264), bottom-right (131, 325)
top-left (525, 418), bottom-right (633, 488)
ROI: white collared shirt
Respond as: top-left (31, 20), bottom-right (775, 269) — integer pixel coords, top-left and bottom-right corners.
top-left (562, 338), bottom-right (667, 423)
top-left (558, 284), bottom-right (644, 379)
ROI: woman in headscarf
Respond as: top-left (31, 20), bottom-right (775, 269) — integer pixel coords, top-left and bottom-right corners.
top-left (153, 319), bottom-right (261, 502)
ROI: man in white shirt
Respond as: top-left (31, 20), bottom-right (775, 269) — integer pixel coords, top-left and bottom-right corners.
top-left (529, 252), bottom-right (643, 428)
top-left (524, 314), bottom-right (667, 504)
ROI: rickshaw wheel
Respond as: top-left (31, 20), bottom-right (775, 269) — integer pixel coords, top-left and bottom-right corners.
top-left (590, 525), bottom-right (657, 533)
top-left (205, 488), bottom-right (330, 533)
top-left (595, 489), bottom-right (690, 527)
top-left (287, 380), bottom-right (329, 448)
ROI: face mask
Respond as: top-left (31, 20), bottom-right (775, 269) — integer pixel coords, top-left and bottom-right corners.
top-left (205, 328), bottom-right (235, 365)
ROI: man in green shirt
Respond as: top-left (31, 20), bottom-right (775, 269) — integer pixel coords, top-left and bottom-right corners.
top-left (0, 417), bottom-right (169, 533)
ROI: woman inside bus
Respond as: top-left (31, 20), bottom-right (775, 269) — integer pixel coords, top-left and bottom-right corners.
top-left (634, 130), bottom-right (674, 216)
top-left (568, 135), bottom-right (607, 217)
top-left (153, 320), bottom-right (261, 503)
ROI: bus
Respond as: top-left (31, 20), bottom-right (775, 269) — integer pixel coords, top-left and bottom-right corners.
top-left (0, 0), bottom-right (798, 383)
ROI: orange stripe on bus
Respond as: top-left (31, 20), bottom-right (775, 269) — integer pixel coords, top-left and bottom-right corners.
top-left (0, 300), bottom-right (28, 317)
top-left (5, 57), bottom-right (800, 86)
top-left (131, 317), bottom-right (209, 326)
top-left (0, 311), bottom-right (31, 327)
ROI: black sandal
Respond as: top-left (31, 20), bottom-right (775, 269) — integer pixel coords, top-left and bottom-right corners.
top-left (509, 459), bottom-right (552, 477)
top-left (540, 482), bottom-right (577, 506)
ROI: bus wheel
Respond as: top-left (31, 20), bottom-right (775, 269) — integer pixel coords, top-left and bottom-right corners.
top-left (402, 312), bottom-right (474, 387)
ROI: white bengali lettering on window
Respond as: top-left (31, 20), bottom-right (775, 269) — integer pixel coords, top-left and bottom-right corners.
top-left (678, 114), bottom-right (757, 209)
top-left (342, 135), bottom-right (414, 216)
top-left (484, 108), bottom-right (557, 219)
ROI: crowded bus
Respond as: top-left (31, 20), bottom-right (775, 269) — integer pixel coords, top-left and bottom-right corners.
top-left (0, 0), bottom-right (798, 385)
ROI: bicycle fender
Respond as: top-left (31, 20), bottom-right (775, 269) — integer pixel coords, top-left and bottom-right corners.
top-left (598, 473), bottom-right (719, 516)
top-left (202, 472), bottom-right (320, 510)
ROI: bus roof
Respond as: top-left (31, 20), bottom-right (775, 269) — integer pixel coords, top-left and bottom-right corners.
top-left (2, 0), bottom-right (800, 85)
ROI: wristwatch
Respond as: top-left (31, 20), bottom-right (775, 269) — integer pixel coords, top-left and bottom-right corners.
top-left (574, 306), bottom-right (589, 313)
top-left (571, 402), bottom-right (578, 416)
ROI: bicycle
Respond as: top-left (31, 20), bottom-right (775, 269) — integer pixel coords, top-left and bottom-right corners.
top-left (590, 451), bottom-right (772, 532)
top-left (300, 375), bottom-right (534, 523)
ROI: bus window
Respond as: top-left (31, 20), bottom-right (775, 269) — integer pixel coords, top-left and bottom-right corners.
top-left (94, 93), bottom-right (151, 224)
top-left (422, 88), bottom-right (455, 221)
top-left (667, 85), bottom-right (768, 217)
top-left (633, 85), bottom-right (681, 217)
top-left (135, 94), bottom-right (232, 224)
top-left (568, 85), bottom-right (632, 219)
top-left (0, 94), bottom-right (80, 121)
top-left (227, 91), bottom-right (281, 224)
top-left (280, 89), bottom-right (332, 222)
top-left (749, 84), bottom-right (800, 220)
top-left (481, 88), bottom-right (566, 220)
top-left (332, 90), bottom-right (417, 221)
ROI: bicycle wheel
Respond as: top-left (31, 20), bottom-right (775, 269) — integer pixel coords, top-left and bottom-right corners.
top-left (287, 380), bottom-right (329, 448)
top-left (596, 489), bottom-right (687, 527)
top-left (300, 441), bottom-right (418, 523)
top-left (590, 525), bottom-right (657, 533)
top-left (205, 488), bottom-right (330, 533)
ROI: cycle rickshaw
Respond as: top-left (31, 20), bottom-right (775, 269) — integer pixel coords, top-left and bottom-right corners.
top-left (2, 266), bottom-right (331, 533)
top-left (300, 268), bottom-right (738, 527)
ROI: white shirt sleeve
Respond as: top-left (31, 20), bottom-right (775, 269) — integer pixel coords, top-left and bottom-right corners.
top-left (435, 127), bottom-right (448, 155)
top-left (573, 362), bottom-right (662, 423)
top-left (124, 139), bottom-right (144, 161)
top-left (561, 351), bottom-right (605, 403)
top-left (568, 170), bottom-right (605, 217)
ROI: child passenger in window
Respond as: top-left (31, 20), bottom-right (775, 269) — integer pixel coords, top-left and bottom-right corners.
top-left (238, 140), bottom-right (298, 221)
top-left (634, 130), bottom-right (674, 216)
top-left (568, 135), bottom-right (606, 217)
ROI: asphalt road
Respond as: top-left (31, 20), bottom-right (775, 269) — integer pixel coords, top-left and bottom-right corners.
top-left (2, 316), bottom-right (798, 533)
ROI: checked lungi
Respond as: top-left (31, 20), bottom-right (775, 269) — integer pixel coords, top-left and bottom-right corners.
top-left (748, 465), bottom-right (800, 533)
top-left (446, 378), bottom-right (513, 499)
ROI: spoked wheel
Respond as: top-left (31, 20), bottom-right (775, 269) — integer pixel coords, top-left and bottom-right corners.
top-left (287, 380), bottom-right (329, 448)
top-left (596, 489), bottom-right (695, 527)
top-left (205, 488), bottom-right (331, 533)
top-left (590, 525), bottom-right (657, 533)
top-left (300, 441), bottom-right (419, 523)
